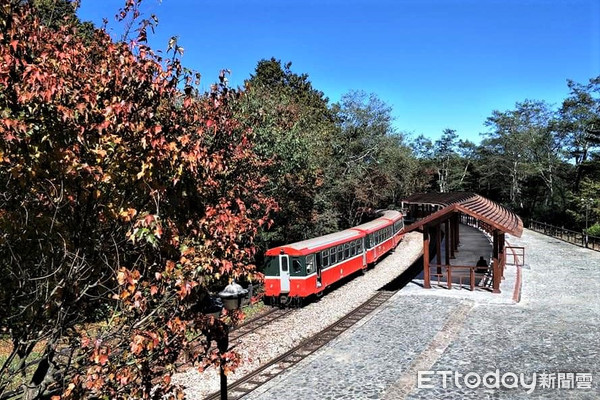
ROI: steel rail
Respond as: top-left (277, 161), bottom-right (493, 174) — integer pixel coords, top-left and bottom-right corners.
top-left (229, 307), bottom-right (293, 342)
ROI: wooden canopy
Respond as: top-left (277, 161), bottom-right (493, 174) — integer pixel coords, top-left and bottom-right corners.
top-left (402, 192), bottom-right (523, 237)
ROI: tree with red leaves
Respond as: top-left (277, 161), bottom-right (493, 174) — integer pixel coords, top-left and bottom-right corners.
top-left (0, 1), bottom-right (274, 398)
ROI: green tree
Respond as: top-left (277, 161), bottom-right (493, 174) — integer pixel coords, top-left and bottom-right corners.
top-left (29, 0), bottom-right (95, 38)
top-left (481, 100), bottom-right (552, 207)
top-left (240, 59), bottom-right (338, 246)
top-left (410, 130), bottom-right (475, 193)
top-left (559, 77), bottom-right (600, 190)
top-left (328, 91), bottom-right (415, 227)
top-left (432, 129), bottom-right (459, 193)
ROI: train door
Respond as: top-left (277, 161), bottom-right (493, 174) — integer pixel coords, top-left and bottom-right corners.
top-left (315, 254), bottom-right (322, 287)
top-left (279, 254), bottom-right (290, 293)
top-left (362, 237), bottom-right (367, 267)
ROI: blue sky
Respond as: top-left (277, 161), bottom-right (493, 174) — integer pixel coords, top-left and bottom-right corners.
top-left (78, 0), bottom-right (600, 143)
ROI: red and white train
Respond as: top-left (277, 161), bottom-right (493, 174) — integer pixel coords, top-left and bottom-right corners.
top-left (263, 210), bottom-right (405, 305)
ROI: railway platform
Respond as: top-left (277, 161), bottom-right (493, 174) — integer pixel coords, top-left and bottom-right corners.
top-left (244, 228), bottom-right (600, 399)
top-left (404, 223), bottom-right (520, 305)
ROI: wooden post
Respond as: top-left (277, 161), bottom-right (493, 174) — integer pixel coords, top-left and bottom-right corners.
top-left (450, 215), bottom-right (456, 259)
top-left (436, 224), bottom-right (442, 275)
top-left (492, 231), bottom-right (500, 293)
top-left (500, 232), bottom-right (506, 279)
top-left (424, 229), bottom-right (431, 289)
top-left (455, 214), bottom-right (460, 250)
top-left (447, 265), bottom-right (452, 289)
top-left (470, 268), bottom-right (475, 291)
top-left (445, 219), bottom-right (451, 265)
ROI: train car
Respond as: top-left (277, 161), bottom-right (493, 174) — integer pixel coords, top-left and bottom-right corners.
top-left (354, 210), bottom-right (404, 265)
top-left (263, 210), bottom-right (405, 305)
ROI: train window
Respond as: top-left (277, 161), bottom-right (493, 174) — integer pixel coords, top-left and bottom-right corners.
top-left (306, 254), bottom-right (314, 274)
top-left (337, 245), bottom-right (343, 261)
top-left (358, 240), bottom-right (363, 252)
top-left (330, 248), bottom-right (336, 264)
top-left (350, 242), bottom-right (355, 256)
top-left (344, 243), bottom-right (350, 258)
top-left (322, 250), bottom-right (329, 267)
top-left (293, 259), bottom-right (302, 274)
top-left (281, 257), bottom-right (288, 272)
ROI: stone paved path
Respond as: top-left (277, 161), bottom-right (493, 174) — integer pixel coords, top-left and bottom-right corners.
top-left (243, 228), bottom-right (600, 400)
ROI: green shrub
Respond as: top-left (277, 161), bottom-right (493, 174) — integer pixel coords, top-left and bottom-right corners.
top-left (586, 223), bottom-right (600, 237)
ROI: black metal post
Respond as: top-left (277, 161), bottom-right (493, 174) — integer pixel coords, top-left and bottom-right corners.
top-left (217, 282), bottom-right (248, 400)
top-left (217, 324), bottom-right (230, 400)
top-left (220, 358), bottom-right (227, 400)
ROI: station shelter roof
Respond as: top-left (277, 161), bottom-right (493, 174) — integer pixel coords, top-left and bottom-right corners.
top-left (402, 192), bottom-right (523, 237)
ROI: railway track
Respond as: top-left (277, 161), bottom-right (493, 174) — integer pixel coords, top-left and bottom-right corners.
top-left (229, 307), bottom-right (293, 342)
top-left (204, 289), bottom-right (398, 400)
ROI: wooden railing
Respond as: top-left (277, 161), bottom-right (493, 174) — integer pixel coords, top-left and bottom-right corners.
top-left (460, 214), bottom-right (494, 235)
top-left (528, 220), bottom-right (600, 252)
top-left (429, 264), bottom-right (491, 291)
top-left (505, 246), bottom-right (525, 267)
